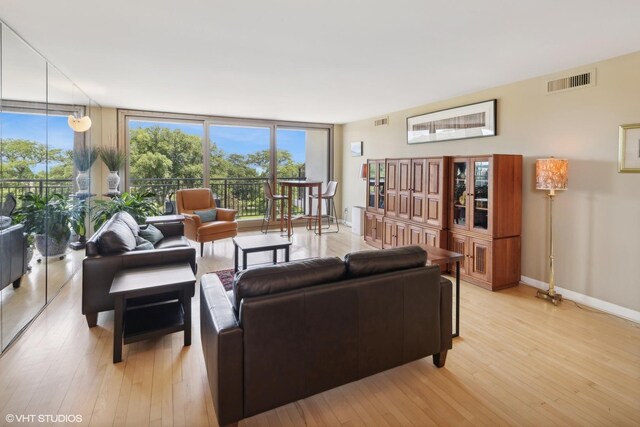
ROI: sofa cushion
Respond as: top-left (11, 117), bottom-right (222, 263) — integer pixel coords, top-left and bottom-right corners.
top-left (194, 208), bottom-right (217, 223)
top-left (113, 211), bottom-right (140, 235)
top-left (344, 245), bottom-right (427, 278)
top-left (98, 218), bottom-right (137, 255)
top-left (139, 224), bottom-right (164, 245)
top-left (134, 236), bottom-right (154, 251)
top-left (233, 257), bottom-right (346, 311)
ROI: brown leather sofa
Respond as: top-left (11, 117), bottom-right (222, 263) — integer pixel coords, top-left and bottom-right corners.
top-left (0, 223), bottom-right (27, 290)
top-left (82, 212), bottom-right (196, 327)
top-left (200, 245), bottom-right (452, 426)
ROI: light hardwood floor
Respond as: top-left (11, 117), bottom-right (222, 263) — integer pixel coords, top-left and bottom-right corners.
top-left (0, 227), bottom-right (638, 426)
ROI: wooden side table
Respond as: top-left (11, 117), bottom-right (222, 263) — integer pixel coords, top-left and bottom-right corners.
top-left (233, 235), bottom-right (292, 272)
top-left (109, 262), bottom-right (196, 363)
top-left (420, 245), bottom-right (464, 338)
top-left (145, 214), bottom-right (185, 225)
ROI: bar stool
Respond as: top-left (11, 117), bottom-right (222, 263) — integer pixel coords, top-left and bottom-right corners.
top-left (261, 182), bottom-right (289, 234)
top-left (308, 181), bottom-right (339, 233)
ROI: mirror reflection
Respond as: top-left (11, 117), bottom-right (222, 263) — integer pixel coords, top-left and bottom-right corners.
top-left (0, 22), bottom-right (99, 351)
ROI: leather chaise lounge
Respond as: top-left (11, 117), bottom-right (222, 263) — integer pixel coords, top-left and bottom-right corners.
top-left (200, 245), bottom-right (452, 426)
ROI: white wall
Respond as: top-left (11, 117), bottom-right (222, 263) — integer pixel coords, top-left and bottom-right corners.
top-left (339, 52), bottom-right (640, 311)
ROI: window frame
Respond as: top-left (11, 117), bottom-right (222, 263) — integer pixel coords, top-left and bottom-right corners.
top-left (118, 109), bottom-right (334, 190)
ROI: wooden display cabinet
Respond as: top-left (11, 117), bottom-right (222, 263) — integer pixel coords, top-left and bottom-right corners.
top-left (364, 212), bottom-right (383, 248)
top-left (382, 217), bottom-right (409, 248)
top-left (449, 154), bottom-right (522, 290)
top-left (366, 159), bottom-right (386, 215)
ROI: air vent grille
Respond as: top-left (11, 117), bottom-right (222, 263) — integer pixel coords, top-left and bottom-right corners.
top-left (546, 69), bottom-right (595, 94)
top-left (374, 116), bottom-right (389, 126)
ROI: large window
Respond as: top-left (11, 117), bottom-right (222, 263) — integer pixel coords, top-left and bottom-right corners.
top-left (128, 119), bottom-right (204, 205)
top-left (122, 111), bottom-right (333, 220)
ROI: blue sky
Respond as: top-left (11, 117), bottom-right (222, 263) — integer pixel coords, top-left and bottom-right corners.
top-left (130, 120), bottom-right (306, 163)
top-left (1, 111), bottom-right (72, 150)
top-left (1, 114), bottom-right (307, 174)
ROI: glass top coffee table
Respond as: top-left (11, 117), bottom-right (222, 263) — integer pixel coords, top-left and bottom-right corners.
top-left (233, 235), bottom-right (292, 272)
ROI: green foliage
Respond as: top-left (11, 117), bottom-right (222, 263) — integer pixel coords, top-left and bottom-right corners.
top-left (13, 193), bottom-right (73, 243)
top-left (73, 145), bottom-right (98, 172)
top-left (130, 127), bottom-right (203, 180)
top-left (98, 146), bottom-right (127, 171)
top-left (91, 192), bottom-right (161, 229)
top-left (0, 138), bottom-right (71, 179)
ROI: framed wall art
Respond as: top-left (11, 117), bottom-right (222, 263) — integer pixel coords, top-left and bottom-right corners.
top-left (618, 123), bottom-right (640, 173)
top-left (407, 99), bottom-right (497, 144)
top-left (350, 141), bottom-right (363, 157)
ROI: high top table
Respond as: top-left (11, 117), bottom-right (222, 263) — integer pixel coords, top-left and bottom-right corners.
top-left (279, 180), bottom-right (323, 239)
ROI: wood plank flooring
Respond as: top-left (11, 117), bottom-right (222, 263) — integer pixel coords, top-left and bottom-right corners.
top-left (0, 227), bottom-right (638, 426)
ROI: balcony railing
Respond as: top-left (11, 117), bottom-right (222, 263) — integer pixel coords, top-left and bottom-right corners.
top-left (0, 178), bottom-right (74, 202)
top-left (130, 177), bottom-right (309, 219)
top-left (1, 177), bottom-right (310, 221)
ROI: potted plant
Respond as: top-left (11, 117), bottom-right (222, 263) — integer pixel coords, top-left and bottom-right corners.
top-left (73, 145), bottom-right (98, 194)
top-left (91, 191), bottom-right (160, 229)
top-left (98, 146), bottom-right (127, 195)
top-left (14, 193), bottom-right (74, 258)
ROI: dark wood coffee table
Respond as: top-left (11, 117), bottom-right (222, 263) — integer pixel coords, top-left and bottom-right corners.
top-left (419, 245), bottom-right (465, 338)
top-left (233, 235), bottom-right (292, 272)
top-left (109, 262), bottom-right (196, 363)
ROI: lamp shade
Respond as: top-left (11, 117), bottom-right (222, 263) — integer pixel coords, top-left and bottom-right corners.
top-left (535, 158), bottom-right (568, 191)
top-left (68, 114), bottom-right (92, 132)
top-left (359, 163), bottom-right (368, 179)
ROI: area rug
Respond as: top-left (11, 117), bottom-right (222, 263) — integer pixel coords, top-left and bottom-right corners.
top-left (212, 268), bottom-right (236, 291)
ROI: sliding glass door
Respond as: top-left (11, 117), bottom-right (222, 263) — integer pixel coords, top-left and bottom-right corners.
top-left (123, 111), bottom-right (333, 221)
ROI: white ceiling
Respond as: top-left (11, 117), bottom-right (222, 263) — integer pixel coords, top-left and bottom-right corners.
top-left (1, 0), bottom-right (639, 124)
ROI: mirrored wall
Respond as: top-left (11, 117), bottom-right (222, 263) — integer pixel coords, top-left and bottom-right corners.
top-left (0, 22), bottom-right (100, 351)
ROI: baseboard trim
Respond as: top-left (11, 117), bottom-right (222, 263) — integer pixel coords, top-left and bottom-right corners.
top-left (520, 275), bottom-right (640, 324)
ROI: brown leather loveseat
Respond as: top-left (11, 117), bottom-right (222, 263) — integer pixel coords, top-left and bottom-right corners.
top-left (200, 245), bottom-right (452, 426)
top-left (82, 212), bottom-right (196, 327)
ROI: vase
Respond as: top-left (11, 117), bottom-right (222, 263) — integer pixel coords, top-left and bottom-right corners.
top-left (76, 171), bottom-right (90, 194)
top-left (107, 171), bottom-right (120, 195)
top-left (35, 234), bottom-right (70, 258)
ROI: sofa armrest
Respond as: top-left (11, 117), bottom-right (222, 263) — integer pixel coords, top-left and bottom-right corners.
top-left (200, 274), bottom-right (244, 426)
top-left (216, 208), bottom-right (238, 221)
top-left (182, 213), bottom-right (202, 227)
top-left (82, 246), bottom-right (196, 316)
top-left (439, 276), bottom-right (453, 351)
top-left (152, 221), bottom-right (184, 237)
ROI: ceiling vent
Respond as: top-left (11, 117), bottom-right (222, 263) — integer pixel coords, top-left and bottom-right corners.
top-left (546, 69), bottom-right (596, 94)
top-left (374, 116), bottom-right (389, 126)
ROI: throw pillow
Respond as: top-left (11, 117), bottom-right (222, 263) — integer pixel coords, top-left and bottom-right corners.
top-left (194, 208), bottom-right (217, 223)
top-left (134, 235), bottom-right (154, 251)
top-left (113, 211), bottom-right (140, 235)
top-left (98, 219), bottom-right (137, 255)
top-left (138, 224), bottom-right (164, 245)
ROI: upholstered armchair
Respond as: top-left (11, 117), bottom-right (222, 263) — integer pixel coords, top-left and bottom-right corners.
top-left (176, 188), bottom-right (238, 256)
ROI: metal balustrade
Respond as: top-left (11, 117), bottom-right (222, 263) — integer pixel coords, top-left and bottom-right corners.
top-left (130, 177), bottom-right (308, 219)
top-left (1, 177), bottom-right (310, 220)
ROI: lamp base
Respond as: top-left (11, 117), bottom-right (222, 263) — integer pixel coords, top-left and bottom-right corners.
top-left (536, 289), bottom-right (562, 305)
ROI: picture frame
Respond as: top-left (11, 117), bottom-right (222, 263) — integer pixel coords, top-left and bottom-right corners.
top-left (618, 123), bottom-right (640, 173)
top-left (407, 99), bottom-right (497, 144)
top-left (350, 141), bottom-right (363, 157)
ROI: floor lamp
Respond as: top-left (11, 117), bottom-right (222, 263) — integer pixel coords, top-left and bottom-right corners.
top-left (535, 157), bottom-right (568, 305)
